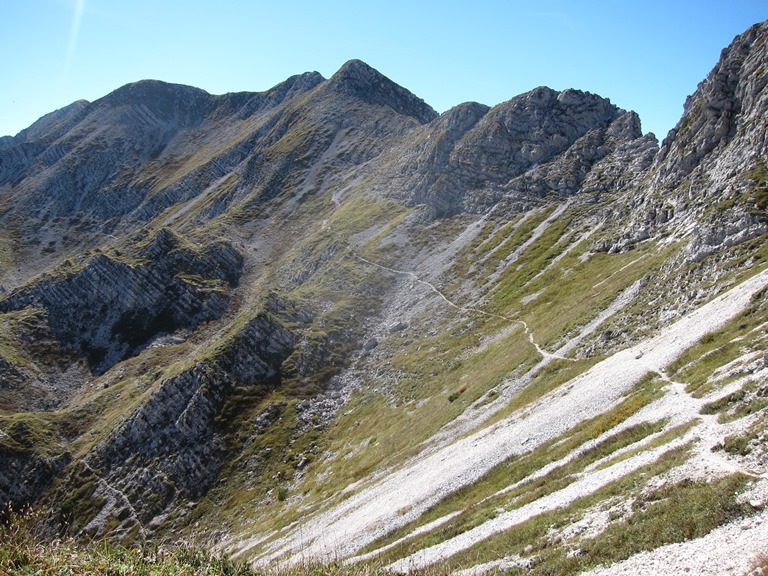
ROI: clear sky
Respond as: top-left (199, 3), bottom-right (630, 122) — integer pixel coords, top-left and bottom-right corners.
top-left (1, 1), bottom-right (766, 140)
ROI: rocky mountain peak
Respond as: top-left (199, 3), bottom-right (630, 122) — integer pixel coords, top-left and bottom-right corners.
top-left (657, 20), bottom-right (768, 181)
top-left (436, 87), bottom-right (629, 195)
top-left (95, 79), bottom-right (211, 127)
top-left (328, 59), bottom-right (438, 123)
top-left (606, 109), bottom-right (645, 140)
top-left (250, 71), bottom-right (326, 109)
top-left (368, 84), bottom-right (654, 217)
top-left (102, 78), bottom-right (209, 103)
top-left (504, 86), bottom-right (623, 133)
top-left (437, 101), bottom-right (491, 132)
top-left (277, 71), bottom-right (325, 98)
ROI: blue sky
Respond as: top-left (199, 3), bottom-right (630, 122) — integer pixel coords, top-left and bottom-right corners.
top-left (1, 1), bottom-right (766, 140)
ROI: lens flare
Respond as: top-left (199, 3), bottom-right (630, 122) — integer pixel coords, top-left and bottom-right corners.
top-left (64, 0), bottom-right (85, 74)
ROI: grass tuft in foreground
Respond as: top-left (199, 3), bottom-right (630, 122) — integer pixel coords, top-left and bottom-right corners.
top-left (0, 504), bottom-right (456, 576)
top-left (0, 504), bottom-right (257, 576)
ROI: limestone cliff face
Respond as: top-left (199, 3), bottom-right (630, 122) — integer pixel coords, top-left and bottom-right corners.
top-left (79, 312), bottom-right (296, 536)
top-left (656, 22), bottom-right (768, 183)
top-left (450, 87), bottom-right (624, 177)
top-left (365, 86), bottom-right (655, 217)
top-left (0, 228), bottom-right (243, 374)
top-left (0, 450), bottom-right (69, 519)
top-left (600, 21), bottom-right (768, 259)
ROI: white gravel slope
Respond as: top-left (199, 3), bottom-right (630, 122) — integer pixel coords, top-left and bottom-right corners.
top-left (236, 266), bottom-right (768, 569)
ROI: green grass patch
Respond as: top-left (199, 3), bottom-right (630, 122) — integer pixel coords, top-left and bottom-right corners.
top-left (480, 214), bottom-right (573, 292)
top-left (1, 503), bottom-right (261, 576)
top-left (570, 474), bottom-right (756, 572)
top-left (668, 284), bottom-right (768, 396)
top-left (594, 420), bottom-right (697, 471)
top-left (388, 318), bottom-right (537, 406)
top-left (384, 444), bottom-right (693, 571)
top-left (713, 417), bottom-right (767, 456)
top-left (0, 309), bottom-right (42, 374)
top-left (0, 412), bottom-right (62, 458)
top-left (497, 241), bottom-right (675, 351)
top-left (700, 381), bottom-right (768, 422)
top-left (472, 208), bottom-right (558, 274)
top-left (438, 448), bottom-right (756, 574)
top-left (0, 228), bottom-right (18, 273)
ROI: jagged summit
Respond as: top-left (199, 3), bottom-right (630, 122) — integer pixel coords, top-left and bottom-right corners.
top-left (328, 58), bottom-right (438, 123)
top-left (598, 19), bottom-right (768, 260)
top-left (266, 70), bottom-right (325, 101)
top-left (657, 19), bottom-right (768, 181)
top-left (497, 85), bottom-right (625, 137)
top-left (363, 84), bottom-right (647, 216)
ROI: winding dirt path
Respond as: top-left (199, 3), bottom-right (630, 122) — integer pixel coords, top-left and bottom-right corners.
top-left (344, 244), bottom-right (563, 360)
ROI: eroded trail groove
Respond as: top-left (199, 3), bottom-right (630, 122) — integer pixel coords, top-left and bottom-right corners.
top-left (343, 243), bottom-right (643, 448)
top-left (344, 244), bottom-right (569, 361)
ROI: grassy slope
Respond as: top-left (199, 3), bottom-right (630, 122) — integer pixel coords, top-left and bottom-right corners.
top-left (219, 194), bottom-right (768, 570)
top-left (4, 175), bottom-right (766, 573)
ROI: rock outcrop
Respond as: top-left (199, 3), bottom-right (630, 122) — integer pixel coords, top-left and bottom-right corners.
top-left (0, 228), bottom-right (243, 374)
top-left (79, 311), bottom-right (296, 535)
top-left (600, 21), bottom-right (768, 258)
top-left (364, 86), bottom-right (656, 217)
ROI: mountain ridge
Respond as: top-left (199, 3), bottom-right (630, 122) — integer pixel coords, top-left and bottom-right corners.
top-left (1, 20), bottom-right (768, 575)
